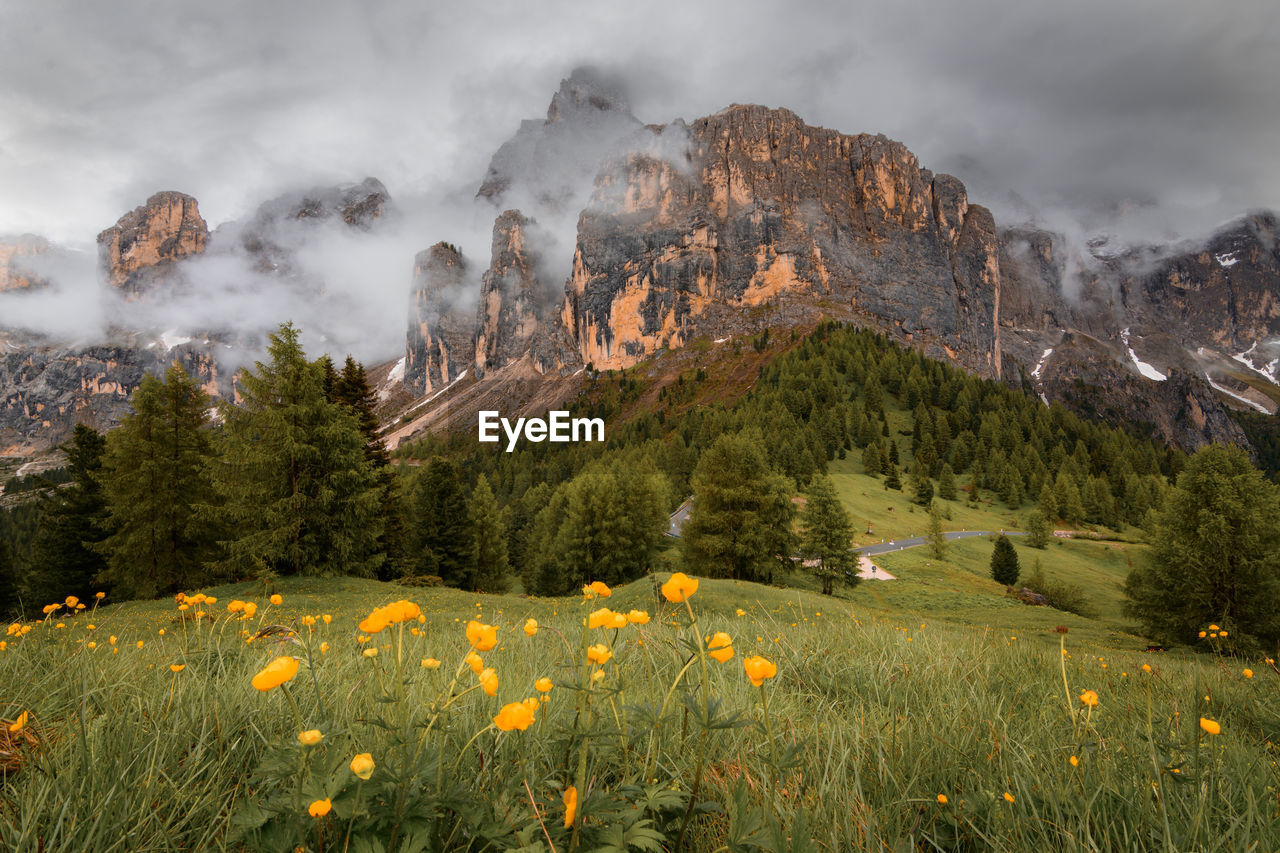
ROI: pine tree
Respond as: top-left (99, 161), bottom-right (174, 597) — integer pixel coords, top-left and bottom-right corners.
top-left (470, 475), bottom-right (510, 593)
top-left (938, 463), bottom-right (957, 501)
top-left (1056, 472), bottom-right (1085, 526)
top-left (0, 534), bottom-right (16, 619)
top-left (211, 323), bottom-right (384, 580)
top-left (800, 474), bottom-right (858, 595)
top-left (1025, 509), bottom-right (1051, 549)
top-left (96, 364), bottom-right (217, 599)
top-left (411, 459), bottom-right (474, 587)
top-left (681, 432), bottom-right (796, 583)
top-left (862, 442), bottom-right (882, 477)
top-left (1037, 481), bottom-right (1058, 520)
top-left (910, 464), bottom-right (934, 506)
top-left (990, 534), bottom-right (1020, 586)
top-left (29, 425), bottom-right (108, 605)
top-left (884, 462), bottom-right (902, 491)
top-left (927, 499), bottom-right (947, 560)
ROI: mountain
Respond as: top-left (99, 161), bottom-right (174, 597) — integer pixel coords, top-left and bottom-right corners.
top-left (2, 69), bottom-right (1278, 457)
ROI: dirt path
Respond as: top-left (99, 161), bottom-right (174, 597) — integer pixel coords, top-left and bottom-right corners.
top-left (857, 555), bottom-right (896, 580)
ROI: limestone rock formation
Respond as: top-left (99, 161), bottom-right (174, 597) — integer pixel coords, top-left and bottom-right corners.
top-left (404, 243), bottom-right (476, 395)
top-left (0, 234), bottom-right (51, 293)
top-left (96, 192), bottom-right (208, 295)
top-left (560, 105), bottom-right (1003, 376)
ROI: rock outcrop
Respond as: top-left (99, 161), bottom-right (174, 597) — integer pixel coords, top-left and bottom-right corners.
top-left (474, 211), bottom-right (544, 377)
top-left (96, 192), bottom-right (208, 295)
top-left (404, 243), bottom-right (475, 395)
top-left (559, 105), bottom-right (1003, 375)
top-left (0, 235), bottom-right (51, 293)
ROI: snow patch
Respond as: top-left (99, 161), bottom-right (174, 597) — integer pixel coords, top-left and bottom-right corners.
top-left (1231, 343), bottom-right (1280, 385)
top-left (161, 330), bottom-right (192, 351)
top-left (1206, 374), bottom-right (1269, 413)
top-left (378, 357), bottom-right (406, 402)
top-left (1039, 392), bottom-right (1049, 406)
top-left (713, 337), bottom-right (730, 344)
top-left (1031, 348), bottom-right (1053, 381)
top-left (1121, 328), bottom-right (1166, 381)
top-left (400, 369), bottom-right (468, 419)
top-left (1215, 251), bottom-right (1239, 268)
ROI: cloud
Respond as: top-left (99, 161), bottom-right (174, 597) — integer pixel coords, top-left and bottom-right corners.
top-left (0, 0), bottom-right (1277, 361)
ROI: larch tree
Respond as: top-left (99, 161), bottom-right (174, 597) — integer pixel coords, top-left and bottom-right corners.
top-left (800, 474), bottom-right (858, 595)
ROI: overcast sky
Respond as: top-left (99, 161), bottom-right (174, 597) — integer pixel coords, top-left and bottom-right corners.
top-left (2, 0), bottom-right (1277, 248)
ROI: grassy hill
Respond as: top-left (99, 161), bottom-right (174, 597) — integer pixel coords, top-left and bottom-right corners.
top-left (2, 573), bottom-right (1276, 851)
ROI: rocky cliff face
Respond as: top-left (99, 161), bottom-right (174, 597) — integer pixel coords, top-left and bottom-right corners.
top-left (96, 192), bottom-right (208, 295)
top-left (0, 235), bottom-right (51, 293)
top-left (559, 105), bottom-right (1002, 376)
top-left (404, 243), bottom-right (475, 395)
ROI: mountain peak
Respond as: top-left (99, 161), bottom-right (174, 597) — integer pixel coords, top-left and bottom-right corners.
top-left (546, 66), bottom-right (632, 124)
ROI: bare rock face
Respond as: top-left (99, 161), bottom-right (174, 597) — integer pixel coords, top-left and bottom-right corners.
top-left (404, 243), bottom-right (476, 394)
top-left (97, 192), bottom-right (208, 295)
top-left (560, 105), bottom-right (1003, 375)
top-left (219, 177), bottom-right (391, 274)
top-left (0, 337), bottom-right (220, 456)
top-left (474, 211), bottom-right (544, 377)
top-left (0, 234), bottom-right (51, 292)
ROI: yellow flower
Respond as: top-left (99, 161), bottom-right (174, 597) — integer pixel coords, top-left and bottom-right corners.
top-left (1208, 624), bottom-right (1219, 631)
top-left (270, 594), bottom-right (283, 606)
top-left (1070, 755), bottom-right (1079, 767)
top-left (479, 668), bottom-right (499, 696)
top-left (322, 614), bottom-right (332, 625)
top-left (170, 664), bottom-right (186, 673)
top-left (661, 572), bottom-right (698, 603)
top-left (350, 752), bottom-right (375, 780)
top-left (8, 710), bottom-right (29, 733)
top-left (108, 636), bottom-right (117, 645)
top-left (422, 658), bottom-right (441, 669)
top-left (359, 609), bottom-right (390, 634)
top-left (582, 581), bottom-right (612, 599)
top-left (298, 729), bottom-right (323, 746)
top-left (308, 798), bottom-right (331, 818)
top-left (319, 642), bottom-right (330, 654)
top-left (465, 650), bottom-right (485, 674)
top-left (1219, 630), bottom-right (1228, 637)
top-left (1244, 668), bottom-right (1253, 678)
top-left (591, 669), bottom-right (606, 682)
top-left (937, 794), bottom-right (948, 804)
top-left (588, 608), bottom-right (616, 630)
top-left (362, 647), bottom-right (378, 658)
top-left (87, 642), bottom-right (96, 650)
top-left (242, 602), bottom-right (258, 618)
top-left (136, 640), bottom-right (145, 649)
top-left (1198, 631), bottom-right (1207, 638)
top-left (609, 612), bottom-right (628, 629)
top-left (1199, 717), bottom-right (1221, 736)
top-left (627, 610), bottom-right (650, 625)
top-left (65, 595), bottom-right (79, 608)
top-left (523, 618), bottom-right (538, 636)
top-left (1141, 664), bottom-right (1152, 673)
top-left (707, 631), bottom-right (734, 663)
top-left (466, 620), bottom-right (497, 651)
top-left (735, 609), bottom-right (746, 617)
top-left (42, 604), bottom-right (59, 615)
top-left (535, 677), bottom-right (554, 693)
top-left (494, 701), bottom-right (537, 731)
top-left (1003, 792), bottom-right (1015, 803)
top-left (178, 604), bottom-right (190, 611)
top-left (563, 785), bottom-right (578, 827)
top-left (1079, 690), bottom-right (1099, 708)
top-left (587, 644), bottom-right (612, 665)
top-left (251, 656), bottom-right (299, 691)
top-left (94, 591), bottom-right (106, 600)
top-left (743, 655), bottom-right (777, 687)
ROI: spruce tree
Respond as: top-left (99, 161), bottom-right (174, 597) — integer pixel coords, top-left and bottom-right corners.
top-left (884, 462), bottom-right (902, 491)
top-left (211, 323), bottom-right (384, 579)
top-left (29, 425), bottom-right (108, 605)
top-left (0, 534), bottom-right (16, 619)
top-left (411, 459), bottom-right (474, 587)
top-left (470, 475), bottom-right (510, 593)
top-left (681, 432), bottom-right (796, 583)
top-left (862, 442), bottom-right (882, 477)
top-left (96, 364), bottom-right (217, 599)
top-left (938, 463), bottom-right (957, 501)
top-left (927, 499), bottom-right (947, 560)
top-left (800, 474), bottom-right (858, 595)
top-left (990, 534), bottom-right (1020, 586)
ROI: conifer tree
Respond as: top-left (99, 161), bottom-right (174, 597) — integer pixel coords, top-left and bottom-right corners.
top-left (29, 425), bottom-right (108, 605)
top-left (411, 459), bottom-right (474, 587)
top-left (1025, 508), bottom-right (1051, 549)
top-left (800, 474), bottom-right (858, 595)
top-left (884, 462), bottom-right (902, 491)
top-left (96, 365), bottom-right (217, 599)
top-left (0, 535), bottom-right (16, 619)
top-left (990, 534), bottom-right (1020, 586)
top-left (927, 499), bottom-right (947, 560)
top-left (937, 463), bottom-right (957, 501)
top-left (211, 323), bottom-right (383, 579)
top-left (862, 442), bottom-right (882, 477)
top-left (470, 475), bottom-right (510, 593)
top-left (681, 432), bottom-right (796, 583)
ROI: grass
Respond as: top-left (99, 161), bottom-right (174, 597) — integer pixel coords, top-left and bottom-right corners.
top-left (2, 573), bottom-right (1277, 851)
